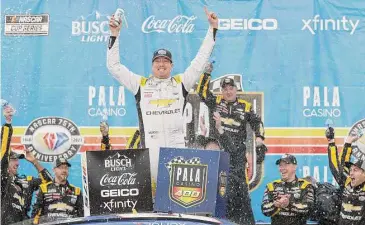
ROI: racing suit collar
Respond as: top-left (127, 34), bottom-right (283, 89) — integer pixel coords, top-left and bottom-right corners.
top-left (222, 98), bottom-right (238, 105)
top-left (352, 181), bottom-right (365, 190)
top-left (282, 176), bottom-right (298, 185)
top-left (53, 179), bottom-right (69, 187)
top-left (151, 75), bottom-right (172, 81)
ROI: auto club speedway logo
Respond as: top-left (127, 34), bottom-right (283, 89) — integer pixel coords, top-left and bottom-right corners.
top-left (348, 119), bottom-right (365, 162)
top-left (165, 156), bottom-right (208, 208)
top-left (21, 117), bottom-right (84, 162)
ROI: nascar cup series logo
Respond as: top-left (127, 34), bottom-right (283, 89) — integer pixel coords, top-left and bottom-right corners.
top-left (302, 86), bottom-right (341, 118)
top-left (72, 10), bottom-right (128, 42)
top-left (88, 86), bottom-right (127, 117)
top-left (348, 119), bottom-right (365, 161)
top-left (165, 156), bottom-right (208, 207)
top-left (21, 117), bottom-right (84, 162)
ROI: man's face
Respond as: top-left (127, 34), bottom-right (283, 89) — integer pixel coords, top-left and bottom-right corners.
top-left (8, 158), bottom-right (19, 176)
top-left (349, 165), bottom-right (365, 187)
top-left (152, 57), bottom-right (173, 79)
top-left (279, 161), bottom-right (297, 181)
top-left (222, 85), bottom-right (237, 102)
top-left (53, 164), bottom-right (69, 183)
top-left (205, 142), bottom-right (220, 150)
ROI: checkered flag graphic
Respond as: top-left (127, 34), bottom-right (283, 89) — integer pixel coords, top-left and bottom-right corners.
top-left (186, 157), bottom-right (201, 165)
top-left (165, 156), bottom-right (185, 172)
top-left (165, 156), bottom-right (201, 173)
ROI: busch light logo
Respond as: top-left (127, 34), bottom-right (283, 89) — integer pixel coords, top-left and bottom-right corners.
top-left (71, 10), bottom-right (127, 42)
top-left (21, 117), bottom-right (84, 162)
top-left (104, 153), bottom-right (133, 171)
top-left (141, 15), bottom-right (196, 34)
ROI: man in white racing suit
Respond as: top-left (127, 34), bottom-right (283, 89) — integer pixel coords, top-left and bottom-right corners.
top-left (107, 7), bottom-right (218, 182)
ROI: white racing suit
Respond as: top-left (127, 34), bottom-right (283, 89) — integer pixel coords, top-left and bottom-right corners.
top-left (107, 27), bottom-right (216, 181)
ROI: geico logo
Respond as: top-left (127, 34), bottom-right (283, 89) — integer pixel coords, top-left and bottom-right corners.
top-left (101, 188), bottom-right (139, 197)
top-left (218, 18), bottom-right (278, 30)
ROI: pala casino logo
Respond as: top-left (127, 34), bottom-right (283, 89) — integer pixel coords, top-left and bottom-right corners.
top-left (21, 117), bottom-right (84, 162)
top-left (165, 156), bottom-right (208, 208)
top-left (348, 118), bottom-right (365, 161)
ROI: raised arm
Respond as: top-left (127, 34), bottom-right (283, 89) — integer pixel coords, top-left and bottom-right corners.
top-left (100, 122), bottom-right (112, 150)
top-left (196, 71), bottom-right (218, 110)
top-left (107, 15), bottom-right (142, 95)
top-left (1, 106), bottom-right (14, 199)
top-left (181, 7), bottom-right (218, 91)
top-left (326, 126), bottom-right (344, 187)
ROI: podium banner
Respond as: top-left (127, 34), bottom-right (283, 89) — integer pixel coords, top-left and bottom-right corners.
top-left (82, 149), bottom-right (153, 215)
top-left (155, 148), bottom-right (229, 216)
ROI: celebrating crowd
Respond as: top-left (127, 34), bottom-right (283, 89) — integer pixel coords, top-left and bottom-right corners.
top-left (1, 6), bottom-right (365, 225)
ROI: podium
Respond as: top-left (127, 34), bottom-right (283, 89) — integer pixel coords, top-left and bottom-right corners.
top-left (81, 149), bottom-right (153, 216)
top-left (154, 148), bottom-right (230, 217)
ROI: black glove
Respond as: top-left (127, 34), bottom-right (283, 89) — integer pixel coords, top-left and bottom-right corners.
top-left (256, 144), bottom-right (268, 164)
top-left (325, 127), bottom-right (335, 140)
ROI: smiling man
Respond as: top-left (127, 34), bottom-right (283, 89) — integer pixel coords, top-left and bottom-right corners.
top-left (261, 154), bottom-right (314, 225)
top-left (107, 7), bottom-right (218, 181)
top-left (326, 127), bottom-right (365, 225)
top-left (32, 158), bottom-right (83, 224)
top-left (1, 104), bottom-right (52, 225)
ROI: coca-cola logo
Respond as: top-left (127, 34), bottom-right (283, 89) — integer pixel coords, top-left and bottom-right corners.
top-left (100, 172), bottom-right (137, 186)
top-left (141, 15), bottom-right (196, 34)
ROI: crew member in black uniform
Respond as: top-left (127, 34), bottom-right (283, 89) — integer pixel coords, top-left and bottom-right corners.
top-left (326, 127), bottom-right (365, 225)
top-left (32, 158), bottom-right (83, 224)
top-left (211, 112), bottom-right (255, 225)
top-left (1, 104), bottom-right (52, 225)
top-left (196, 63), bottom-right (267, 164)
top-left (261, 154), bottom-right (315, 225)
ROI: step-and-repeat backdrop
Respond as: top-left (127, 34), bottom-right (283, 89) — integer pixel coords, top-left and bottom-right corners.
top-left (2, 0), bottom-right (365, 222)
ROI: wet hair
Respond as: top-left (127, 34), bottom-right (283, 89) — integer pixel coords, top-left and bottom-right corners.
top-left (195, 135), bottom-right (220, 149)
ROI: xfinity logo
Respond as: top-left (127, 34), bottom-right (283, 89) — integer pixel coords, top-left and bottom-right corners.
top-left (218, 18), bottom-right (278, 31)
top-left (102, 199), bottom-right (137, 211)
top-left (302, 15), bottom-right (359, 35)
